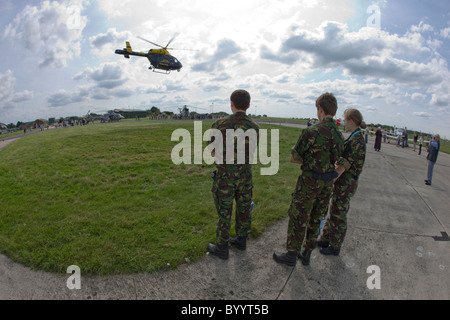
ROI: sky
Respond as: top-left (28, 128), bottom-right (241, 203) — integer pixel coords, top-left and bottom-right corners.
top-left (0, 0), bottom-right (449, 137)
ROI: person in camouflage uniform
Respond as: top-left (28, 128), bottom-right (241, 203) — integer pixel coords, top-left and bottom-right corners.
top-left (207, 90), bottom-right (260, 260)
top-left (317, 108), bottom-right (367, 256)
top-left (273, 93), bottom-right (344, 267)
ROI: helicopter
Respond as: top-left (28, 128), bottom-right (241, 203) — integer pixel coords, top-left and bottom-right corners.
top-left (115, 35), bottom-right (182, 74)
top-left (85, 110), bottom-right (125, 122)
top-left (104, 110), bottom-right (125, 121)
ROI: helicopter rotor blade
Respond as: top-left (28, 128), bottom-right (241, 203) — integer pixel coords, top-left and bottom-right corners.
top-left (165, 32), bottom-right (180, 49)
top-left (170, 48), bottom-right (199, 51)
top-left (137, 36), bottom-right (165, 49)
top-left (137, 34), bottom-right (192, 51)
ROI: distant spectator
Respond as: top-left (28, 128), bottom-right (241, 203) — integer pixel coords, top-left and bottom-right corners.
top-left (425, 134), bottom-right (440, 186)
top-left (418, 133), bottom-right (424, 155)
top-left (402, 128), bottom-right (408, 148)
top-left (413, 132), bottom-right (418, 151)
top-left (374, 127), bottom-right (382, 152)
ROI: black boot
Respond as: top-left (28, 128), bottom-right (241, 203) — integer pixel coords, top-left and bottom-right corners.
top-left (316, 239), bottom-right (329, 248)
top-left (298, 250), bottom-right (312, 266)
top-left (207, 243), bottom-right (229, 260)
top-left (230, 236), bottom-right (247, 251)
top-left (319, 246), bottom-right (340, 256)
top-left (273, 251), bottom-right (297, 267)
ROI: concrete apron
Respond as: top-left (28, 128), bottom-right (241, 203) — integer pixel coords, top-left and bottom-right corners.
top-left (0, 133), bottom-right (449, 300)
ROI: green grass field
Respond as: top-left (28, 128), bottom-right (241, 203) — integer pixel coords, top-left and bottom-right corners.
top-left (0, 120), bottom-right (301, 275)
top-left (439, 139), bottom-right (450, 154)
top-left (257, 117), bottom-right (309, 124)
top-left (0, 130), bottom-right (25, 139)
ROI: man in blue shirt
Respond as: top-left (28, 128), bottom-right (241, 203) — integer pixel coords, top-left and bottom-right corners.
top-left (425, 134), bottom-right (440, 186)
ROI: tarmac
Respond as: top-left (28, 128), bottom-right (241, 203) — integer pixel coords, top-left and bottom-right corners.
top-left (0, 123), bottom-right (449, 300)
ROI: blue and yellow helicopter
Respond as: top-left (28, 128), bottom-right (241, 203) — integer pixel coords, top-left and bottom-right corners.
top-left (115, 35), bottom-right (182, 74)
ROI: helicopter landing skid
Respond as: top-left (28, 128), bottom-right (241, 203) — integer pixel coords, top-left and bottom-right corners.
top-left (149, 66), bottom-right (170, 74)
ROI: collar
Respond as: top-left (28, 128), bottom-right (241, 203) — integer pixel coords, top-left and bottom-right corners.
top-left (233, 111), bottom-right (247, 117)
top-left (347, 128), bottom-right (362, 142)
top-left (321, 117), bottom-right (334, 123)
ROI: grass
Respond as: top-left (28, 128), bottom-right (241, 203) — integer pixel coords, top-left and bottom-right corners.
top-left (0, 120), bottom-right (301, 275)
top-left (255, 116), bottom-right (309, 124)
top-left (0, 130), bottom-right (25, 139)
top-left (439, 139), bottom-right (450, 155)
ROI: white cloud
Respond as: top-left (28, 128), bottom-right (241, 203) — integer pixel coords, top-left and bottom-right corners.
top-left (428, 71), bottom-right (450, 107)
top-left (410, 21), bottom-right (434, 33)
top-left (413, 112), bottom-right (432, 119)
top-left (192, 39), bottom-right (244, 72)
top-left (211, 73), bottom-right (231, 82)
top-left (89, 28), bottom-right (133, 57)
top-left (90, 28), bottom-right (131, 48)
top-left (49, 63), bottom-right (131, 106)
top-left (430, 93), bottom-right (450, 107)
top-left (3, 0), bottom-right (88, 68)
top-left (11, 90), bottom-right (33, 103)
top-left (74, 63), bottom-right (125, 84)
top-left (96, 0), bottom-right (355, 57)
top-left (0, 70), bottom-right (33, 111)
top-left (164, 81), bottom-right (189, 92)
top-left (440, 27), bottom-right (450, 39)
top-left (47, 88), bottom-right (86, 107)
top-left (262, 21), bottom-right (443, 87)
top-left (411, 93), bottom-right (426, 101)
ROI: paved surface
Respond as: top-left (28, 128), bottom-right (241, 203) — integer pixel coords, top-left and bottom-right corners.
top-left (0, 125), bottom-right (449, 300)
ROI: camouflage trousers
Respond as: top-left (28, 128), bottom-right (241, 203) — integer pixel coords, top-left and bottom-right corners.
top-left (212, 169), bottom-right (253, 246)
top-left (319, 176), bottom-right (358, 249)
top-left (287, 174), bottom-right (333, 254)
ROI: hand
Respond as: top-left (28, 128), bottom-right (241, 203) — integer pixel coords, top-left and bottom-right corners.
top-left (290, 154), bottom-right (303, 164)
top-left (333, 165), bottom-right (345, 183)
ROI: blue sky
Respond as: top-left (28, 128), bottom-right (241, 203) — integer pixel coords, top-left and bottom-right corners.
top-left (1, 0), bottom-right (449, 137)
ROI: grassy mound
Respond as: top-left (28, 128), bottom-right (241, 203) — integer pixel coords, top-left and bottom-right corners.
top-left (0, 120), bottom-right (300, 275)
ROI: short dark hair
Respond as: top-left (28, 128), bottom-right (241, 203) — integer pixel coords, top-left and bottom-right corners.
top-left (230, 90), bottom-right (251, 111)
top-left (316, 92), bottom-right (338, 116)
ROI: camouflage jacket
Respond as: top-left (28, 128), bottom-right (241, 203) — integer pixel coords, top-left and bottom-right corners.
top-left (337, 128), bottom-right (366, 178)
top-left (209, 112), bottom-right (260, 171)
top-left (291, 117), bottom-right (344, 174)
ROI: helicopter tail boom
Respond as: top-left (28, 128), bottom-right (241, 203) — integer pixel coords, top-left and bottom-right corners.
top-left (114, 49), bottom-right (130, 58)
top-left (115, 41), bottom-right (148, 59)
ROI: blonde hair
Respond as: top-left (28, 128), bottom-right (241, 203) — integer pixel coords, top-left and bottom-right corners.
top-left (344, 108), bottom-right (367, 129)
